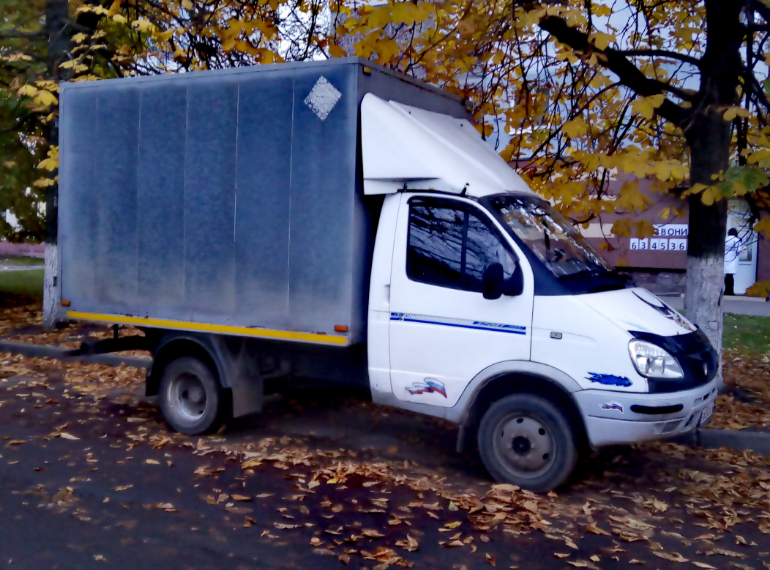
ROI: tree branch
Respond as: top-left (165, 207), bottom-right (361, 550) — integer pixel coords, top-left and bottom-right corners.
top-left (741, 65), bottom-right (770, 114)
top-left (614, 49), bottom-right (702, 68)
top-left (535, 13), bottom-right (687, 126)
top-left (748, 0), bottom-right (770, 27)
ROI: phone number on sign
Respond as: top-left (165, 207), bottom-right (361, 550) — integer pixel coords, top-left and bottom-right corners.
top-left (630, 238), bottom-right (687, 251)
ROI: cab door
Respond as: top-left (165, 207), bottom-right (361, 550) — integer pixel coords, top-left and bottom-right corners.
top-left (388, 194), bottom-right (534, 408)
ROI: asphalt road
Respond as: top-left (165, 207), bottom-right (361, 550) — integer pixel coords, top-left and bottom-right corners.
top-left (1, 358), bottom-right (769, 570)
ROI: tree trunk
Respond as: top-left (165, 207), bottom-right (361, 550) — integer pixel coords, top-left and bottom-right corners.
top-left (43, 0), bottom-right (69, 328)
top-left (684, 109), bottom-right (730, 387)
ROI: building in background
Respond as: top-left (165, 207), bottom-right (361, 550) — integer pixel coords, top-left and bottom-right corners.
top-left (579, 176), bottom-right (765, 295)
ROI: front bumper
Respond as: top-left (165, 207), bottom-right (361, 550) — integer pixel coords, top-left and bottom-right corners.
top-left (575, 379), bottom-right (719, 448)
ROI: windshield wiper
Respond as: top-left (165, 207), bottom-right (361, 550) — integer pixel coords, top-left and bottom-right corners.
top-left (559, 268), bottom-right (610, 280)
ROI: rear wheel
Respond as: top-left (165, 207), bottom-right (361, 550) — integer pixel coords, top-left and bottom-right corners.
top-left (478, 393), bottom-right (577, 493)
top-left (158, 356), bottom-right (228, 435)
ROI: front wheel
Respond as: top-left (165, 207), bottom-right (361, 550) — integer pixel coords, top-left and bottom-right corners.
top-left (478, 393), bottom-right (578, 493)
top-left (158, 356), bottom-right (229, 435)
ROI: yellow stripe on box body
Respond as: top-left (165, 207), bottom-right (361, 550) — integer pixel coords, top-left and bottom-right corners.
top-left (66, 311), bottom-right (348, 346)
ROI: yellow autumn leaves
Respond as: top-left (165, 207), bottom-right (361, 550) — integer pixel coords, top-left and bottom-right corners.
top-left (10, 0), bottom-right (770, 252)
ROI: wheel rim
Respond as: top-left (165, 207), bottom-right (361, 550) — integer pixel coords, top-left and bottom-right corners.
top-left (492, 414), bottom-right (556, 480)
top-left (167, 372), bottom-right (207, 424)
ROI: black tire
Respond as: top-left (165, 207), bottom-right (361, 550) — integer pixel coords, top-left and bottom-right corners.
top-left (158, 356), bottom-right (229, 435)
top-left (478, 393), bottom-right (578, 493)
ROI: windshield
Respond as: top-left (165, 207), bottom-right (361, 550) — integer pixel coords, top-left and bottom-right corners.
top-left (489, 195), bottom-right (612, 278)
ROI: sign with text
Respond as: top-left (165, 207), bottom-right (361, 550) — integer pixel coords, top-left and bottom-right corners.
top-left (654, 223), bottom-right (688, 237)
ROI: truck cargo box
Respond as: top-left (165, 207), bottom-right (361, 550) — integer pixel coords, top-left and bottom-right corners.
top-left (57, 58), bottom-right (467, 345)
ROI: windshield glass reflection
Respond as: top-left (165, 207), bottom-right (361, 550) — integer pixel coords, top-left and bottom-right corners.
top-left (489, 195), bottom-right (611, 278)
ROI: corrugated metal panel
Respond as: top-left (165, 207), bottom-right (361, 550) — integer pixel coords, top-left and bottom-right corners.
top-left (183, 79), bottom-right (238, 316)
top-left (136, 84), bottom-right (187, 306)
top-left (288, 66), bottom-right (357, 335)
top-left (93, 87), bottom-right (139, 308)
top-left (234, 73), bottom-right (293, 327)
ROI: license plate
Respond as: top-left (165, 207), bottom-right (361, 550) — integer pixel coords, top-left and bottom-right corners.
top-left (699, 402), bottom-right (715, 426)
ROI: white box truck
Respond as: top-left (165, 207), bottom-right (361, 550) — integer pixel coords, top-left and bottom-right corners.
top-left (51, 58), bottom-right (719, 491)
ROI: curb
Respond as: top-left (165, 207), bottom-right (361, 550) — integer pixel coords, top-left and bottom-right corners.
top-left (657, 293), bottom-right (767, 303)
top-left (0, 340), bottom-right (150, 369)
top-left (674, 428), bottom-right (770, 456)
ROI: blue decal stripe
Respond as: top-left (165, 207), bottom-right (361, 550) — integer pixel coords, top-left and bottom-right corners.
top-left (390, 313), bottom-right (527, 335)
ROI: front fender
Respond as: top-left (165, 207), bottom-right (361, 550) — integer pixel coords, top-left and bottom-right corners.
top-left (445, 360), bottom-right (583, 425)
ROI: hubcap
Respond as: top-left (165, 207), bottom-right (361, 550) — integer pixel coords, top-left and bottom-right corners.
top-left (168, 372), bottom-right (207, 423)
top-left (493, 415), bottom-right (555, 479)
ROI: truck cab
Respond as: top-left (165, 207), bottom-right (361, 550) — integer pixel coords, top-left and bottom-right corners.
top-left (361, 94), bottom-right (719, 491)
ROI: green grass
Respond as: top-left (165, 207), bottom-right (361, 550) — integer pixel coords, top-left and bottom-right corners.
top-left (0, 256), bottom-right (44, 266)
top-left (723, 313), bottom-right (770, 354)
top-left (0, 268), bottom-right (44, 301)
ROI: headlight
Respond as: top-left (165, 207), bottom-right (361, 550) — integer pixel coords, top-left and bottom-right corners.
top-left (628, 340), bottom-right (684, 379)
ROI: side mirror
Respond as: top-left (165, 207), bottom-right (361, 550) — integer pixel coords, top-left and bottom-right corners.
top-left (482, 263), bottom-right (505, 300)
top-left (505, 264), bottom-right (524, 296)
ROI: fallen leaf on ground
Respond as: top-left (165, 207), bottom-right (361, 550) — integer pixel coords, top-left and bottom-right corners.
top-left (395, 535), bottom-right (419, 552)
top-left (704, 549), bottom-right (747, 559)
top-left (362, 529), bottom-right (384, 538)
top-left (491, 484), bottom-right (519, 493)
top-left (59, 433), bottom-right (79, 440)
top-left (586, 524), bottom-right (610, 536)
top-left (652, 552), bottom-right (688, 563)
top-left (567, 561), bottom-right (599, 569)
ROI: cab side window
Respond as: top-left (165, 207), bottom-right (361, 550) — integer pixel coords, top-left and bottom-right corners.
top-left (407, 202), bottom-right (464, 289)
top-left (407, 198), bottom-right (516, 292)
top-left (464, 213), bottom-right (517, 292)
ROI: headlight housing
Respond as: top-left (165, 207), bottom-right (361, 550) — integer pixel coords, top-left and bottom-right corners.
top-left (628, 340), bottom-right (684, 379)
